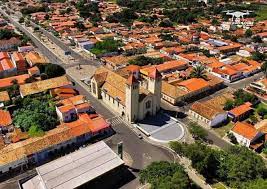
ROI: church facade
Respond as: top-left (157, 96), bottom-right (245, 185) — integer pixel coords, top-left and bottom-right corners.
top-left (90, 66), bottom-right (162, 122)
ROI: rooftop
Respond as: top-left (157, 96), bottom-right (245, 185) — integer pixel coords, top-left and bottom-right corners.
top-left (22, 141), bottom-right (124, 189)
top-left (231, 122), bottom-right (259, 140)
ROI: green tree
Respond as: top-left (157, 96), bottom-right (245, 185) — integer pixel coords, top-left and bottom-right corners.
top-left (252, 52), bottom-right (266, 61)
top-left (227, 132), bottom-right (238, 144)
top-left (224, 99), bottom-right (235, 110)
top-left (245, 29), bottom-right (253, 37)
top-left (159, 18), bottom-right (173, 27)
top-left (188, 122), bottom-right (208, 141)
top-left (19, 17), bottom-right (25, 23)
top-left (129, 56), bottom-right (164, 66)
top-left (190, 65), bottom-right (207, 79)
top-left (252, 35), bottom-right (262, 43)
top-left (0, 29), bottom-right (16, 40)
top-left (140, 161), bottom-right (193, 189)
top-left (37, 63), bottom-right (65, 79)
top-left (261, 61), bottom-right (267, 76)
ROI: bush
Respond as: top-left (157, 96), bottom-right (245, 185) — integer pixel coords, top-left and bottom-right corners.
top-left (188, 122), bottom-right (208, 141)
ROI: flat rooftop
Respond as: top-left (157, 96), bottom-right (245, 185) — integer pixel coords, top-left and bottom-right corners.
top-left (22, 141), bottom-right (124, 189)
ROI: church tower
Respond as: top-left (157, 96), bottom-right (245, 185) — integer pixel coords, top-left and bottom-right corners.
top-left (125, 74), bottom-right (139, 122)
top-left (147, 68), bottom-right (162, 115)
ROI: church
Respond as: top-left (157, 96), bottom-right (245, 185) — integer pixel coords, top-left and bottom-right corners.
top-left (90, 65), bottom-right (162, 122)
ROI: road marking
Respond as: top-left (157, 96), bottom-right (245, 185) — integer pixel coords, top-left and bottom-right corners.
top-left (107, 116), bottom-right (124, 126)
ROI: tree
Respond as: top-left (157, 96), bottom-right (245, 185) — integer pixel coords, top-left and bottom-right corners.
top-left (188, 122), bottom-right (208, 141)
top-left (0, 29), bottom-right (16, 40)
top-left (249, 114), bottom-right (258, 124)
top-left (252, 52), bottom-right (266, 61)
top-left (159, 18), bottom-right (173, 27)
top-left (211, 18), bottom-right (219, 26)
top-left (240, 179), bottom-right (267, 189)
top-left (190, 65), bottom-right (207, 79)
top-left (227, 132), bottom-right (238, 144)
top-left (19, 17), bottom-right (25, 23)
top-left (224, 99), bottom-right (235, 110)
top-left (44, 14), bottom-right (49, 20)
top-left (37, 63), bottom-right (65, 79)
top-left (90, 37), bottom-right (122, 55)
top-left (245, 29), bottom-right (253, 37)
top-left (252, 35), bottom-right (262, 43)
top-left (129, 56), bottom-right (164, 66)
top-left (261, 61), bottom-right (267, 76)
top-left (13, 95), bottom-right (58, 133)
top-left (140, 161), bottom-right (193, 189)
top-left (257, 105), bottom-right (267, 119)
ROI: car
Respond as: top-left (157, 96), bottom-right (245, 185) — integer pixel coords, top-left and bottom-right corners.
top-left (138, 134), bottom-right (143, 139)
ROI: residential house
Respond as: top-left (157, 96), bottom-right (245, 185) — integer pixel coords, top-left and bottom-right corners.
top-left (0, 74), bottom-right (30, 89)
top-left (0, 37), bottom-right (21, 51)
top-left (230, 122), bottom-right (264, 148)
top-left (228, 102), bottom-right (253, 122)
top-left (188, 92), bottom-right (233, 127)
top-left (0, 91), bottom-right (10, 108)
top-left (0, 110), bottom-right (12, 130)
top-left (102, 55), bottom-right (134, 70)
top-left (247, 78), bottom-right (267, 101)
top-left (0, 52), bottom-right (17, 78)
top-left (19, 76), bottom-right (72, 97)
top-left (25, 52), bottom-right (47, 67)
top-left (11, 52), bottom-right (27, 72)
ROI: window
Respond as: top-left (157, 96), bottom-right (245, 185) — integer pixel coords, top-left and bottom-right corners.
top-left (145, 101), bottom-right (151, 109)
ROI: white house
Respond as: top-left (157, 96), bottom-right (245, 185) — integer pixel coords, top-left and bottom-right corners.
top-left (230, 122), bottom-right (264, 147)
top-left (189, 101), bottom-right (228, 127)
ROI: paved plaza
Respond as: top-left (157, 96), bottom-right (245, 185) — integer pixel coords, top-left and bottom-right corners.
top-left (136, 113), bottom-right (185, 143)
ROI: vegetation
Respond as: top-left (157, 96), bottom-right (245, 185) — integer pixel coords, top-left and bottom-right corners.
top-left (190, 65), bottom-right (207, 80)
top-left (188, 122), bottom-right (208, 142)
top-left (252, 52), bottom-right (266, 62)
top-left (21, 6), bottom-right (47, 15)
top-left (159, 18), bottom-right (173, 27)
top-left (37, 63), bottom-right (66, 79)
top-left (13, 95), bottom-right (58, 135)
top-left (233, 89), bottom-right (258, 106)
top-left (140, 161), bottom-right (198, 189)
top-left (76, 0), bottom-right (101, 25)
top-left (90, 38), bottom-right (122, 56)
top-left (245, 29), bottom-right (253, 38)
top-left (261, 61), bottom-right (267, 77)
top-left (129, 55), bottom-right (164, 66)
top-left (170, 142), bottom-right (267, 187)
top-left (256, 103), bottom-right (267, 119)
top-left (223, 99), bottom-right (235, 111)
top-left (106, 8), bottom-right (138, 26)
top-left (0, 29), bottom-right (17, 40)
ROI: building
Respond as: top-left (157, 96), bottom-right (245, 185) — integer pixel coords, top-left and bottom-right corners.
top-left (25, 52), bottom-right (47, 67)
top-left (0, 115), bottom-right (111, 174)
top-left (0, 37), bottom-right (21, 51)
top-left (11, 52), bottom-right (27, 72)
top-left (247, 78), bottom-right (267, 101)
top-left (0, 52), bottom-right (17, 78)
top-left (0, 110), bottom-right (12, 128)
top-left (0, 74), bottom-right (30, 89)
top-left (19, 76), bottom-right (72, 97)
top-left (0, 91), bottom-right (10, 108)
top-left (19, 141), bottom-right (125, 189)
top-left (188, 92), bottom-right (233, 127)
top-left (228, 102), bottom-right (253, 122)
top-left (230, 122), bottom-right (264, 147)
top-left (90, 66), bottom-right (162, 122)
top-left (56, 95), bottom-right (95, 123)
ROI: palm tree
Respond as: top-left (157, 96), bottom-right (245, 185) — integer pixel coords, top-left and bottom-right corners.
top-left (190, 65), bottom-right (207, 79)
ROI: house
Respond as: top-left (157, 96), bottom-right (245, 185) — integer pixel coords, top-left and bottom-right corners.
top-left (19, 76), bottom-right (72, 97)
top-left (50, 87), bottom-right (78, 100)
top-left (102, 55), bottom-right (134, 70)
top-left (11, 52), bottom-right (27, 72)
top-left (90, 66), bottom-right (162, 122)
top-left (247, 78), bottom-right (267, 101)
top-left (230, 122), bottom-right (264, 147)
top-left (0, 114), bottom-right (111, 174)
top-left (162, 78), bottom-right (210, 105)
top-left (189, 94), bottom-right (230, 127)
top-left (140, 60), bottom-right (188, 78)
top-left (24, 52), bottom-right (47, 67)
top-left (228, 102), bottom-right (253, 122)
top-left (27, 66), bottom-right (40, 76)
top-left (0, 110), bottom-right (12, 129)
top-left (0, 37), bottom-right (21, 51)
top-left (0, 91), bottom-right (10, 108)
top-left (0, 74), bottom-right (30, 89)
top-left (0, 52), bottom-right (17, 78)
top-left (56, 95), bottom-right (95, 122)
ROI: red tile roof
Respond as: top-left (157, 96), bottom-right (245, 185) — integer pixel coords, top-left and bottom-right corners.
top-left (231, 122), bottom-right (258, 140)
top-left (229, 102), bottom-right (252, 117)
top-left (0, 110), bottom-right (12, 127)
top-left (0, 74), bottom-right (30, 88)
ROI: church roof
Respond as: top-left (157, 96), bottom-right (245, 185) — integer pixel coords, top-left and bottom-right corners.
top-left (126, 74), bottom-right (138, 85)
top-left (148, 68), bottom-right (161, 79)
